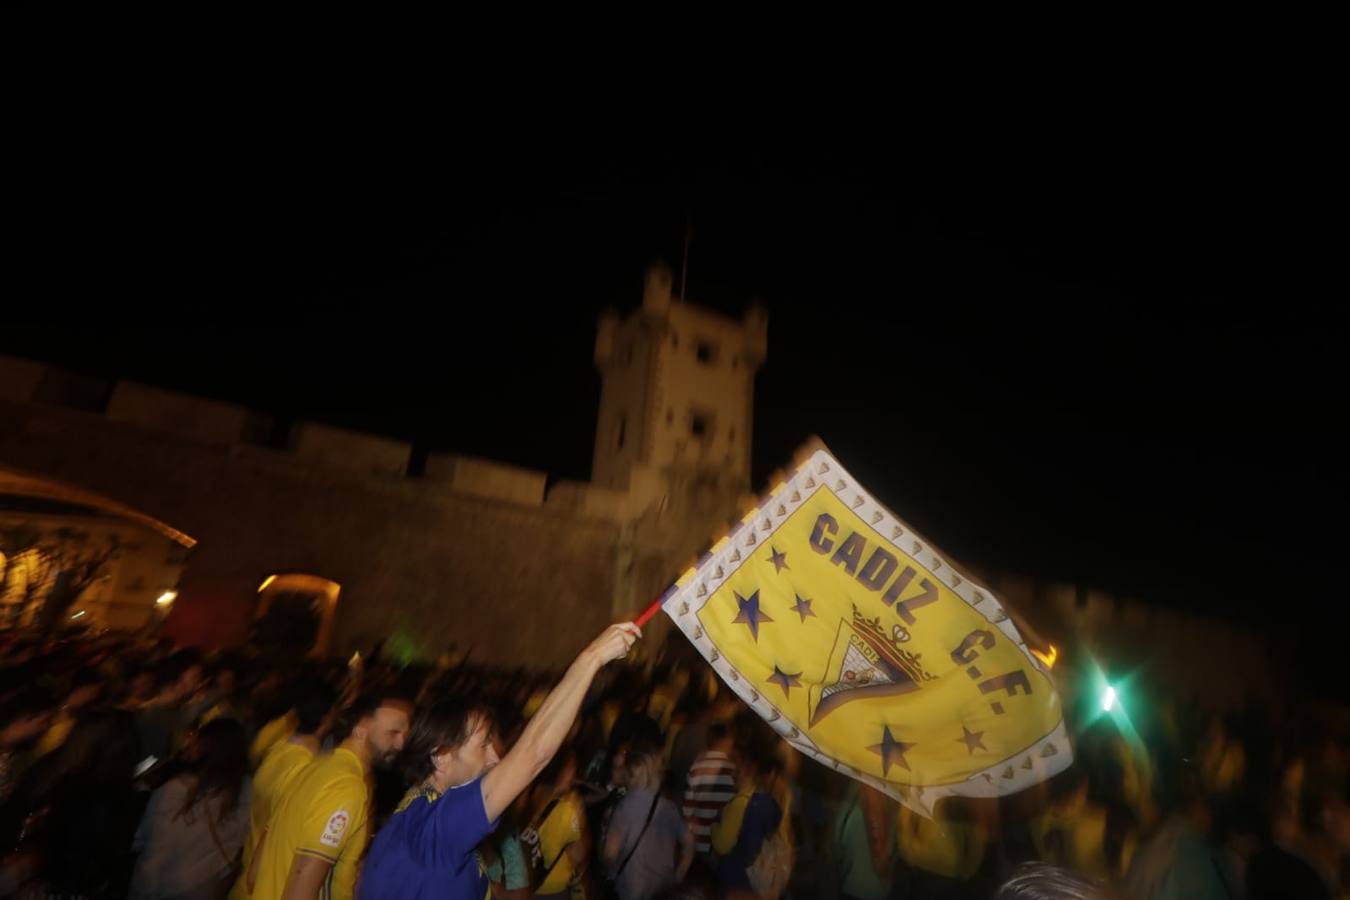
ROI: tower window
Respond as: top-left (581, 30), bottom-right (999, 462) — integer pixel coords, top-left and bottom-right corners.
top-left (616, 415), bottom-right (627, 450)
top-left (690, 413), bottom-right (711, 438)
top-left (695, 340), bottom-right (717, 365)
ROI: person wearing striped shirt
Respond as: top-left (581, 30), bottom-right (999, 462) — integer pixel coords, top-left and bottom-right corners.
top-left (682, 723), bottom-right (737, 857)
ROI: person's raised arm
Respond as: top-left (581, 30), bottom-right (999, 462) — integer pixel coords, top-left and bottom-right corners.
top-left (482, 623), bottom-right (640, 823)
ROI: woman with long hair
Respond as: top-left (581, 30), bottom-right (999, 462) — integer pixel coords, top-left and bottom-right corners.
top-left (130, 717), bottom-right (252, 900)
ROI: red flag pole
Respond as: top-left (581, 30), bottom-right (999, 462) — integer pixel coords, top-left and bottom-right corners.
top-left (633, 597), bottom-right (664, 628)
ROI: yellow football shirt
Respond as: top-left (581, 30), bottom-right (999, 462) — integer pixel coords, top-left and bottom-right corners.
top-left (1030, 799), bottom-right (1137, 882)
top-left (250, 710), bottom-right (298, 770)
top-left (897, 804), bottom-right (985, 880)
top-left (535, 791), bottom-right (584, 895)
top-left (711, 792), bottom-right (751, 856)
top-left (230, 740), bottom-right (316, 900)
top-left (250, 747), bottom-right (370, 900)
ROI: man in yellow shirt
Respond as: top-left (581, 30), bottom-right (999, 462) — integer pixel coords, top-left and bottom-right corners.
top-left (231, 679), bottom-right (335, 900)
top-left (246, 691), bottom-right (411, 900)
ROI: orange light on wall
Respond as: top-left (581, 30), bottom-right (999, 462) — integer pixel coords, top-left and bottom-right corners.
top-left (1031, 644), bottom-right (1058, 669)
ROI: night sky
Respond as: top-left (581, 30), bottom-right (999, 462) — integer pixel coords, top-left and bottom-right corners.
top-left (7, 141), bottom-right (1344, 650)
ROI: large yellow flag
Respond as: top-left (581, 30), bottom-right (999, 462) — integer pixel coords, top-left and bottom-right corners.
top-left (658, 443), bottom-right (1071, 815)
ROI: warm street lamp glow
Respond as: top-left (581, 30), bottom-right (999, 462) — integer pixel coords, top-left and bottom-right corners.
top-left (258, 575), bottom-right (277, 592)
top-left (1031, 644), bottom-right (1058, 669)
top-left (70, 610), bottom-right (86, 620)
top-left (156, 590), bottom-right (177, 606)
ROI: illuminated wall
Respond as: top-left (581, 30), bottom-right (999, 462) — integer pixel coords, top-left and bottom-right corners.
top-left (0, 508), bottom-right (187, 631)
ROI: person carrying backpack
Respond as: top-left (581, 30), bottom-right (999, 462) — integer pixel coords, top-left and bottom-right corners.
top-left (602, 734), bottom-right (693, 900)
top-left (521, 749), bottom-right (590, 899)
top-left (711, 730), bottom-right (789, 900)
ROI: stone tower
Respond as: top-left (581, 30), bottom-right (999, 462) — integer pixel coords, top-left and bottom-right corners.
top-left (592, 263), bottom-right (768, 496)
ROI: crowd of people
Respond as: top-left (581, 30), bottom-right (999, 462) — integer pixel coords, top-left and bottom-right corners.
top-left (0, 622), bottom-right (1346, 900)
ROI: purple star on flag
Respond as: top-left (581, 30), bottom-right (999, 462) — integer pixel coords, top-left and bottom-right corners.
top-left (957, 725), bottom-right (986, 755)
top-left (790, 594), bottom-right (816, 623)
top-left (767, 664), bottom-right (802, 699)
top-left (768, 547), bottom-right (789, 573)
top-left (732, 590), bottom-right (773, 642)
top-left (867, 725), bottom-right (914, 777)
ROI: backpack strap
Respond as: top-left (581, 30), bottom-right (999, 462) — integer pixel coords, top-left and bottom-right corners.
top-left (613, 792), bottom-right (662, 880)
top-left (533, 797), bottom-right (575, 885)
top-left (541, 838), bottom-right (575, 883)
top-left (531, 796), bottom-right (563, 831)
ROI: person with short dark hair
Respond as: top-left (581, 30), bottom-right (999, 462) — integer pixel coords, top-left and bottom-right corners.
top-left (247, 691), bottom-right (411, 900)
top-left (358, 622), bottom-right (640, 900)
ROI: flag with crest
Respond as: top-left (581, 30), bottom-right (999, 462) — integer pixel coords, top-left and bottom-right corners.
top-left (658, 441), bottom-right (1071, 816)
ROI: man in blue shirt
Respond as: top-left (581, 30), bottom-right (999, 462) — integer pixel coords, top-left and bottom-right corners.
top-left (359, 622), bottom-right (641, 900)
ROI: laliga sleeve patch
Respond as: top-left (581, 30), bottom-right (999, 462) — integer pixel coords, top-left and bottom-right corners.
top-left (320, 809), bottom-right (350, 848)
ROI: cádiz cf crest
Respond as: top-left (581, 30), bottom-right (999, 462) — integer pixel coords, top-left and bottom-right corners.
top-left (811, 606), bottom-right (935, 727)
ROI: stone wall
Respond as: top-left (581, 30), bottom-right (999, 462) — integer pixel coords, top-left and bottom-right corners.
top-left (106, 383), bottom-right (250, 447)
top-left (0, 396), bottom-right (619, 667)
top-left (424, 454), bottom-right (547, 507)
